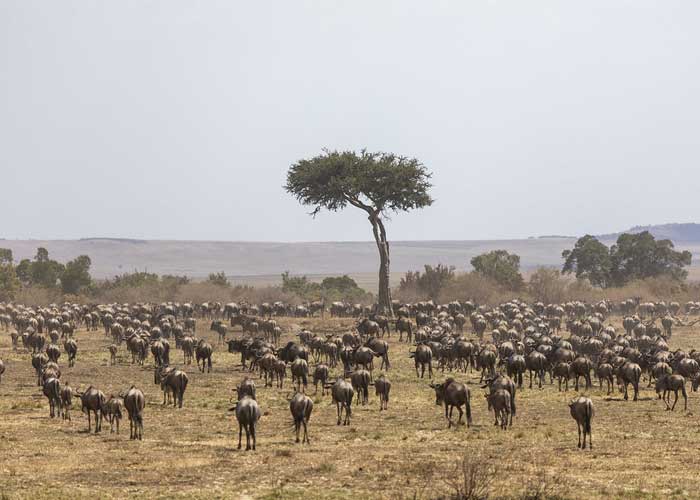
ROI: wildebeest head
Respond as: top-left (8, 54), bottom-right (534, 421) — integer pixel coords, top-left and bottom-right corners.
top-left (429, 382), bottom-right (445, 406)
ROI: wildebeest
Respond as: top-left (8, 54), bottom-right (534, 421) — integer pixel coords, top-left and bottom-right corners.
top-left (526, 351), bottom-right (547, 389)
top-left (43, 377), bottom-right (62, 418)
top-left (410, 343), bottom-right (433, 379)
top-left (596, 363), bottom-right (614, 394)
top-left (430, 377), bottom-right (472, 428)
top-left (156, 366), bottom-right (188, 408)
top-left (312, 364), bottom-right (329, 395)
top-left (616, 361), bottom-right (642, 401)
top-left (485, 389), bottom-right (511, 430)
top-left (122, 386), bottom-right (145, 440)
top-left (569, 397), bottom-right (594, 449)
top-left (328, 377), bottom-right (354, 425)
top-left (102, 396), bottom-right (124, 434)
top-left (350, 369), bottom-right (371, 405)
top-left (236, 377), bottom-right (257, 400)
top-left (63, 338), bottom-right (78, 367)
top-left (553, 362), bottom-right (571, 392)
top-left (75, 385), bottom-right (106, 433)
top-left (210, 320), bottom-right (228, 344)
top-left (60, 383), bottom-right (74, 421)
top-left (375, 373), bottom-right (391, 410)
top-left (289, 392), bottom-right (313, 444)
top-left (195, 339), bottom-right (213, 373)
top-left (109, 344), bottom-right (118, 365)
top-left (233, 395), bottom-right (261, 450)
top-left (482, 374), bottom-right (516, 426)
top-left (655, 374), bottom-right (687, 411)
top-left (0, 358), bottom-right (4, 383)
top-left (570, 356), bottom-right (593, 391)
top-left (290, 358), bottom-right (309, 392)
top-left (46, 343), bottom-right (61, 363)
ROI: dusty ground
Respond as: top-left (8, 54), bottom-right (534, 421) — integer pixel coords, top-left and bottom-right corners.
top-left (1, 317), bottom-right (700, 499)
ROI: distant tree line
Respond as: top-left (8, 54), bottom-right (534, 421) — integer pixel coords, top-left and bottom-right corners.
top-left (562, 231), bottom-right (692, 288)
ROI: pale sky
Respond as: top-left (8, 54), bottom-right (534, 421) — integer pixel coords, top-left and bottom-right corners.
top-left (2, 1), bottom-right (699, 242)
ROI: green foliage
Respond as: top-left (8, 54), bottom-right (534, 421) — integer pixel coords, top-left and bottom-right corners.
top-left (207, 271), bottom-right (230, 287)
top-left (0, 248), bottom-right (19, 301)
top-left (15, 247), bottom-right (65, 288)
top-left (561, 235), bottom-right (612, 287)
top-left (161, 275), bottom-right (191, 286)
top-left (282, 271), bottom-right (371, 302)
top-left (60, 255), bottom-right (92, 294)
top-left (285, 149), bottom-right (433, 216)
top-left (99, 271), bottom-right (161, 290)
top-left (562, 232), bottom-right (692, 287)
top-left (471, 250), bottom-right (524, 290)
top-left (528, 267), bottom-right (568, 304)
top-left (281, 271), bottom-right (321, 297)
top-left (399, 264), bottom-right (455, 300)
top-left (610, 231), bottom-right (692, 285)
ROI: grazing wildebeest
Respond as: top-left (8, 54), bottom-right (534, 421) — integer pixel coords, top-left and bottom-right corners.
top-left (350, 369), bottom-right (371, 405)
top-left (655, 374), bottom-right (687, 411)
top-left (375, 373), bottom-right (391, 410)
top-left (616, 361), bottom-right (642, 401)
top-left (122, 386), bottom-right (145, 440)
top-left (102, 396), bottom-right (124, 434)
top-left (485, 389), bottom-right (511, 430)
top-left (60, 383), bottom-right (74, 421)
top-left (410, 343), bottom-right (433, 379)
top-left (290, 392), bottom-right (313, 444)
top-left (75, 385), bottom-right (106, 433)
top-left (195, 339), bottom-right (213, 373)
top-left (156, 366), bottom-right (188, 408)
top-left (596, 363), bottom-right (614, 394)
top-left (290, 358), bottom-right (309, 393)
top-left (312, 364), bottom-right (329, 395)
top-left (569, 397), bottom-right (594, 450)
top-left (233, 395), bottom-right (261, 450)
top-left (210, 320), bottom-right (228, 344)
top-left (63, 338), bottom-right (78, 367)
top-left (430, 377), bottom-right (472, 428)
top-left (43, 377), bottom-right (62, 418)
top-left (327, 377), bottom-right (354, 426)
top-left (365, 337), bottom-right (390, 371)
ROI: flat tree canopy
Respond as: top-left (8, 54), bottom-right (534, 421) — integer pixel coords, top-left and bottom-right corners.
top-left (285, 149), bottom-right (433, 314)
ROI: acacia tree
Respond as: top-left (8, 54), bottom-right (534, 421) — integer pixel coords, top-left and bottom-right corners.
top-left (285, 150), bottom-right (433, 315)
top-left (471, 250), bottom-right (524, 290)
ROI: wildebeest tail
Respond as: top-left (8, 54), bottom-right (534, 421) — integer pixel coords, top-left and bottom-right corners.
top-left (584, 401), bottom-right (592, 434)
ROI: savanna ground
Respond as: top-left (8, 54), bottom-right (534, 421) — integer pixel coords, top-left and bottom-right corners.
top-left (1, 316), bottom-right (700, 499)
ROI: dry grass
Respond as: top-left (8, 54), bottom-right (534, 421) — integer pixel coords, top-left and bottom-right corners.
top-left (2, 316), bottom-right (700, 499)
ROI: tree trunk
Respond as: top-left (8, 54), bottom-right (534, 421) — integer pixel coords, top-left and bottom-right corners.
top-left (370, 215), bottom-right (393, 318)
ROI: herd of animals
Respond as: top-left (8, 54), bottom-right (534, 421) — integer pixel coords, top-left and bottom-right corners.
top-left (2, 297), bottom-right (700, 452)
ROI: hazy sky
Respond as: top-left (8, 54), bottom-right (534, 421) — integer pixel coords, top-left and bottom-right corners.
top-left (2, 1), bottom-right (699, 242)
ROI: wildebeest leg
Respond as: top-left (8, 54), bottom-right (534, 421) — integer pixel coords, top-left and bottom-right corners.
top-left (633, 382), bottom-right (639, 401)
top-left (577, 422), bottom-right (581, 448)
top-left (429, 362), bottom-right (433, 379)
top-left (671, 389), bottom-right (679, 411)
top-left (87, 409), bottom-right (92, 432)
top-left (529, 370), bottom-right (533, 389)
top-left (336, 402), bottom-right (341, 425)
top-left (303, 418), bottom-right (309, 444)
top-left (623, 382), bottom-right (629, 401)
top-left (238, 422), bottom-right (243, 449)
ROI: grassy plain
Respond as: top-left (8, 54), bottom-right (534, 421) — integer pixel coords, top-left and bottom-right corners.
top-left (1, 316), bottom-right (700, 499)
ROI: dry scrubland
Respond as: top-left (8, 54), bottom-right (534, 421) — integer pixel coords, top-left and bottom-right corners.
top-left (2, 317), bottom-right (700, 499)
